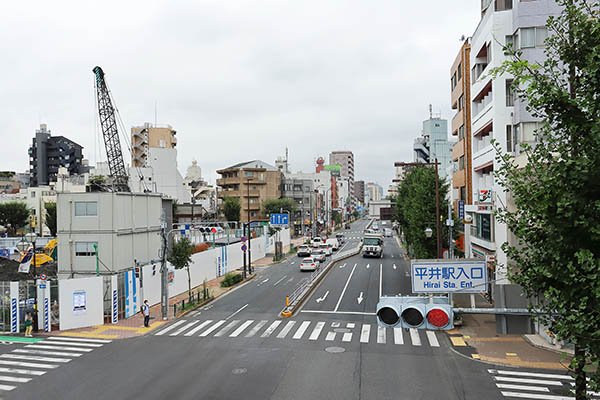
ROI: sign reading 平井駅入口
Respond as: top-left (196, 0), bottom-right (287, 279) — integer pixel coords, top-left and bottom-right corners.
top-left (411, 259), bottom-right (487, 293)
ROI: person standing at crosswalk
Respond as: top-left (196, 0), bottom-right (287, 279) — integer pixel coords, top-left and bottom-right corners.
top-left (24, 312), bottom-right (33, 337)
top-left (142, 300), bottom-right (150, 328)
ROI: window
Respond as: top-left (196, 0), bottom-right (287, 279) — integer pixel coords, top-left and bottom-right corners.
top-left (250, 212), bottom-right (257, 217)
top-left (459, 156), bottom-right (465, 170)
top-left (451, 72), bottom-right (457, 90)
top-left (536, 27), bottom-right (548, 47)
top-left (495, 0), bottom-right (512, 10)
top-left (505, 35), bottom-right (514, 48)
top-left (245, 171), bottom-right (254, 178)
top-left (251, 186), bottom-right (257, 190)
top-left (459, 125), bottom-right (465, 140)
top-left (506, 125), bottom-right (513, 152)
top-left (75, 201), bottom-right (97, 216)
top-left (458, 95), bottom-right (464, 111)
top-left (249, 199), bottom-right (257, 204)
top-left (522, 122), bottom-right (538, 142)
top-left (520, 28), bottom-right (535, 48)
top-left (31, 191), bottom-right (36, 198)
top-left (506, 79), bottom-right (514, 106)
top-left (75, 242), bottom-right (97, 257)
top-left (460, 186), bottom-right (466, 201)
top-left (475, 214), bottom-right (492, 241)
top-left (457, 63), bottom-right (462, 81)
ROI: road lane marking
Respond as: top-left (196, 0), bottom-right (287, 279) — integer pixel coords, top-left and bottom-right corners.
top-left (0, 384), bottom-right (16, 391)
top-left (290, 262), bottom-right (295, 265)
top-left (155, 320), bottom-right (188, 336)
top-left (366, 264), bottom-right (370, 269)
top-left (0, 360), bottom-right (57, 369)
top-left (276, 321), bottom-right (296, 338)
top-left (357, 292), bottom-right (364, 304)
top-left (273, 276), bottom-right (287, 286)
top-left (0, 375), bottom-right (31, 383)
top-left (409, 329), bottom-right (421, 346)
top-left (347, 323), bottom-right (355, 328)
top-left (393, 264), bottom-right (397, 270)
top-left (393, 328), bottom-right (404, 344)
top-left (498, 391), bottom-right (572, 399)
top-left (0, 354), bottom-right (70, 363)
top-left (325, 332), bottom-right (336, 341)
top-left (199, 320), bottom-right (226, 337)
top-left (292, 321), bottom-right (311, 339)
top-left (334, 263), bottom-right (358, 312)
top-left (377, 326), bottom-right (386, 344)
top-left (309, 322), bottom-right (325, 340)
top-left (230, 320), bottom-right (254, 337)
top-left (184, 320), bottom-right (213, 336)
top-left (14, 349), bottom-right (82, 357)
top-left (260, 321), bottom-right (282, 338)
top-left (379, 263), bottom-right (383, 298)
top-left (342, 332), bottom-right (352, 342)
top-left (0, 367), bottom-right (45, 376)
top-left (246, 320), bottom-right (268, 337)
top-left (339, 263), bottom-right (347, 269)
top-left (170, 320), bottom-right (200, 336)
top-left (391, 254), bottom-right (394, 258)
top-left (214, 320), bottom-right (240, 337)
top-left (316, 291), bottom-right (329, 303)
top-left (225, 304), bottom-right (248, 320)
top-left (426, 331), bottom-right (439, 347)
top-left (493, 376), bottom-right (563, 386)
top-left (48, 337), bottom-right (111, 344)
top-left (37, 341), bottom-right (102, 347)
top-left (495, 384), bottom-right (549, 392)
top-left (300, 310), bottom-right (376, 316)
top-left (489, 370), bottom-right (574, 380)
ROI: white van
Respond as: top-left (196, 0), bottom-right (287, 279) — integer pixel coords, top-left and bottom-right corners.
top-left (311, 237), bottom-right (323, 248)
top-left (326, 238), bottom-right (339, 251)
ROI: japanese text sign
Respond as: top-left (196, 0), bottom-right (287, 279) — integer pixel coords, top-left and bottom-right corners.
top-left (411, 259), bottom-right (487, 293)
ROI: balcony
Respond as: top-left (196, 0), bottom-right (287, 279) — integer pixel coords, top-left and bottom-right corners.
top-left (452, 139), bottom-right (465, 160)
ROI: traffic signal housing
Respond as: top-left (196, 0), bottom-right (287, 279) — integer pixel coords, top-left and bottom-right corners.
top-left (376, 296), bottom-right (453, 330)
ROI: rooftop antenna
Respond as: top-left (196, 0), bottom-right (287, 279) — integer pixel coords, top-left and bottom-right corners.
top-left (429, 104), bottom-right (432, 119)
top-left (154, 101), bottom-right (157, 127)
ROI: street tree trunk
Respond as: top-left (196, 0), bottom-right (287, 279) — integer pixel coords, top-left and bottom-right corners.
top-left (187, 266), bottom-right (192, 303)
top-left (574, 344), bottom-right (587, 400)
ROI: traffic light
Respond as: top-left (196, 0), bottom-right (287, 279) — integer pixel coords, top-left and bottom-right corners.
top-left (376, 296), bottom-right (453, 330)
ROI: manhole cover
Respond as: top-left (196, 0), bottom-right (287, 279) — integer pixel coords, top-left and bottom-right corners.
top-left (325, 346), bottom-right (346, 353)
top-left (232, 368), bottom-right (247, 375)
top-left (333, 328), bottom-right (350, 333)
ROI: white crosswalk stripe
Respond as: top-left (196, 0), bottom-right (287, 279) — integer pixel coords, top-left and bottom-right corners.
top-left (155, 319), bottom-right (188, 336)
top-left (0, 360), bottom-right (58, 369)
top-left (13, 349), bottom-right (83, 357)
top-left (35, 340), bottom-right (102, 348)
top-left (48, 337), bottom-right (111, 344)
top-left (0, 384), bottom-right (16, 391)
top-left (230, 320), bottom-right (254, 337)
top-left (0, 367), bottom-right (45, 376)
top-left (26, 344), bottom-right (92, 352)
top-left (0, 354), bottom-right (71, 363)
top-left (154, 319), bottom-right (447, 348)
top-left (488, 368), bottom-right (597, 400)
top-left (0, 375), bottom-right (32, 383)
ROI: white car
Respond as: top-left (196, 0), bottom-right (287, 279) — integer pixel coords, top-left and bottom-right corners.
top-left (326, 238), bottom-right (339, 251)
top-left (300, 257), bottom-right (319, 271)
top-left (311, 237), bottom-right (323, 248)
top-left (311, 249), bottom-right (327, 263)
top-left (319, 243), bottom-right (332, 256)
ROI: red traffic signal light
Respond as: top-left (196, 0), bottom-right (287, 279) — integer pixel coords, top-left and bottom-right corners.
top-left (425, 305), bottom-right (452, 330)
top-left (211, 227), bottom-right (217, 233)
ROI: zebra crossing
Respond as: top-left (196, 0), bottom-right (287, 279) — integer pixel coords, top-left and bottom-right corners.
top-left (0, 336), bottom-right (110, 394)
top-left (154, 318), bottom-right (442, 347)
top-left (488, 368), bottom-right (600, 399)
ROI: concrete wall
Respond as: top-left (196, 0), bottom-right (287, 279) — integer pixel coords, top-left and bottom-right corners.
top-left (59, 276), bottom-right (104, 331)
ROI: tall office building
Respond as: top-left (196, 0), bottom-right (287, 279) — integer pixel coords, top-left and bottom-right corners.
top-left (413, 108), bottom-right (453, 180)
top-left (28, 124), bottom-right (86, 187)
top-left (329, 151), bottom-right (355, 205)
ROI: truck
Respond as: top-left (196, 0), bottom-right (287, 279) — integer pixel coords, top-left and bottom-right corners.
top-left (362, 233), bottom-right (384, 258)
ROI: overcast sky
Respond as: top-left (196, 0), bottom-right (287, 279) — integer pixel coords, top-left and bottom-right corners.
top-left (1, 1), bottom-right (480, 190)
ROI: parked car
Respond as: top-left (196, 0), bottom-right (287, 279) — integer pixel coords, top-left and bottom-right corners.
top-left (311, 249), bottom-right (327, 263)
top-left (319, 243), bottom-right (332, 256)
top-left (300, 257), bottom-right (319, 271)
top-left (297, 245), bottom-right (312, 257)
top-left (326, 238), bottom-right (339, 251)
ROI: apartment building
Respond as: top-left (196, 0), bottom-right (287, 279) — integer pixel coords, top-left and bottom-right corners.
top-left (281, 176), bottom-right (314, 235)
top-left (329, 151), bottom-right (355, 204)
top-left (217, 160), bottom-right (282, 223)
top-left (465, 0), bottom-right (561, 333)
top-left (131, 123), bottom-right (177, 168)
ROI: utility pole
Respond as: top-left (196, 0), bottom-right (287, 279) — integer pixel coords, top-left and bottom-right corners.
top-left (247, 177), bottom-right (252, 274)
top-left (448, 202), bottom-right (454, 259)
top-left (159, 210), bottom-right (169, 320)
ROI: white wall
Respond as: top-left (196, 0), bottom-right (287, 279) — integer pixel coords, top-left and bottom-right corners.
top-left (59, 276), bottom-right (104, 331)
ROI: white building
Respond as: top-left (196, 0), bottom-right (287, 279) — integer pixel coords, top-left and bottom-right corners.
top-left (56, 192), bottom-right (162, 279)
top-left (366, 182), bottom-right (383, 203)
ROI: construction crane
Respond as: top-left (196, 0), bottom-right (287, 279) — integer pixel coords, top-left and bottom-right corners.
top-left (92, 66), bottom-right (130, 192)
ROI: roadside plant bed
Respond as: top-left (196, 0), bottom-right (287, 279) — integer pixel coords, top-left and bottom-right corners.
top-left (221, 272), bottom-right (243, 288)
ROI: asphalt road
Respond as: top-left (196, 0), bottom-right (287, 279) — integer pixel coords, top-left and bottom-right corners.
top-left (7, 219), bottom-right (512, 400)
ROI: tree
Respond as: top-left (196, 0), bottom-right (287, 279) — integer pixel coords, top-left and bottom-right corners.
top-left (44, 202), bottom-right (57, 237)
top-left (222, 197), bottom-right (241, 223)
top-left (394, 167), bottom-right (454, 259)
top-left (490, 1), bottom-right (600, 396)
top-left (167, 237), bottom-right (195, 302)
top-left (332, 210), bottom-right (342, 226)
top-left (262, 198), bottom-right (297, 216)
top-left (0, 201), bottom-right (30, 236)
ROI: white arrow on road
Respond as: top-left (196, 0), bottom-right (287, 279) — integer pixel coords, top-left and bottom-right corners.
top-left (357, 292), bottom-right (364, 304)
top-left (257, 278), bottom-right (270, 286)
top-left (393, 264), bottom-right (397, 270)
top-left (339, 263), bottom-right (347, 269)
top-left (316, 291), bottom-right (329, 303)
top-left (366, 264), bottom-right (370, 269)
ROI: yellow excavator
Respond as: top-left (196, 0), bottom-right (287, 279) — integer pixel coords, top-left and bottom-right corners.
top-left (19, 239), bottom-right (57, 266)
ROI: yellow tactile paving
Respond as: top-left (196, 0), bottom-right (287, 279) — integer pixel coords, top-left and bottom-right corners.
top-left (466, 337), bottom-right (524, 342)
top-left (56, 321), bottom-right (166, 339)
top-left (478, 354), bottom-right (566, 370)
top-left (471, 354), bottom-right (480, 359)
top-left (446, 329), bottom-right (460, 335)
top-left (450, 336), bottom-right (467, 346)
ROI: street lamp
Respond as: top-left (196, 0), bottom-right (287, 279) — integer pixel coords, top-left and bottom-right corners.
top-left (424, 227), bottom-right (433, 238)
top-left (16, 240), bottom-right (29, 253)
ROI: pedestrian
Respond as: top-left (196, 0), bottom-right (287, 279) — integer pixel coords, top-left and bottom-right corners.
top-left (142, 300), bottom-right (150, 328)
top-left (24, 312), bottom-right (33, 337)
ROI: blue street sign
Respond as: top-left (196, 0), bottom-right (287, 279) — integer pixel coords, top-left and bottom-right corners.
top-left (241, 244), bottom-right (247, 252)
top-left (458, 200), bottom-right (465, 220)
top-left (241, 236), bottom-right (247, 243)
top-left (269, 213), bottom-right (289, 226)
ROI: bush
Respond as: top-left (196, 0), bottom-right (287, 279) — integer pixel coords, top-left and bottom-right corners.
top-left (221, 273), bottom-right (243, 288)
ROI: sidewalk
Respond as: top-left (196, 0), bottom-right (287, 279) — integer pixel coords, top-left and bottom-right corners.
top-left (37, 241), bottom-right (302, 340)
top-left (448, 311), bottom-right (572, 370)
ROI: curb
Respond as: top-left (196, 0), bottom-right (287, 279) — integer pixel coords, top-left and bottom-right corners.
top-left (522, 334), bottom-right (574, 356)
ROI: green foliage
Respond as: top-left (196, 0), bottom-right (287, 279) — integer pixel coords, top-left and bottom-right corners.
top-left (352, 210), bottom-right (359, 219)
top-left (490, 1), bottom-right (600, 394)
top-left (44, 202), bottom-right (57, 237)
top-left (168, 237), bottom-right (195, 300)
top-left (263, 198), bottom-right (297, 216)
top-left (220, 272), bottom-right (243, 287)
top-left (222, 197), bottom-right (241, 222)
top-left (0, 202), bottom-right (30, 236)
top-left (394, 167), bottom-right (453, 259)
top-left (0, 171), bottom-right (15, 178)
top-left (332, 210), bottom-right (342, 226)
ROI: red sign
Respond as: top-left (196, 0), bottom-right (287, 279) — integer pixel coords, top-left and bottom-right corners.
top-left (40, 273), bottom-right (48, 281)
top-left (241, 244), bottom-right (247, 252)
top-left (241, 236), bottom-right (247, 243)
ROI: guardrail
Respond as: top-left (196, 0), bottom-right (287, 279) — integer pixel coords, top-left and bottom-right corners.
top-left (281, 244), bottom-right (362, 317)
